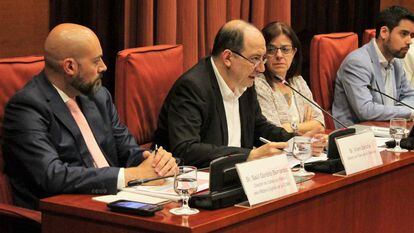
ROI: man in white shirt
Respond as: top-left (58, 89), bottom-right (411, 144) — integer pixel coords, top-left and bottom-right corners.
top-left (154, 20), bottom-right (325, 168)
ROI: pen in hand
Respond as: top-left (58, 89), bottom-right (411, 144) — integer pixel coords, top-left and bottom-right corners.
top-left (154, 144), bottom-right (159, 155)
top-left (259, 137), bottom-right (290, 154)
top-left (259, 137), bottom-right (271, 144)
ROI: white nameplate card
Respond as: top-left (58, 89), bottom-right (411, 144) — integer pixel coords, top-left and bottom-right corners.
top-left (236, 155), bottom-right (298, 206)
top-left (335, 131), bottom-right (383, 175)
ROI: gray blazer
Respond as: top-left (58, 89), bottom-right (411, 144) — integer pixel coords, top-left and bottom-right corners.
top-left (332, 39), bottom-right (414, 128)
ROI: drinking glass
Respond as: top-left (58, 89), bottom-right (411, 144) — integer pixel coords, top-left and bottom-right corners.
top-left (387, 118), bottom-right (408, 153)
top-left (169, 166), bottom-right (199, 215)
top-left (292, 136), bottom-right (315, 178)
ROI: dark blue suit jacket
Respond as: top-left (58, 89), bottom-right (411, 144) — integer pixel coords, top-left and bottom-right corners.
top-left (2, 71), bottom-right (144, 209)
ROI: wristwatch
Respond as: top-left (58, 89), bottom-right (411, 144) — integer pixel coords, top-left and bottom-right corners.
top-left (291, 122), bottom-right (299, 134)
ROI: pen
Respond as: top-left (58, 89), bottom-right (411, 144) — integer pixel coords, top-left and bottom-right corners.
top-left (259, 137), bottom-right (290, 154)
top-left (154, 144), bottom-right (159, 155)
top-left (259, 137), bottom-right (271, 144)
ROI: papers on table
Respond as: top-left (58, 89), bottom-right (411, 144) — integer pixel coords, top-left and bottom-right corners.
top-left (350, 124), bottom-right (391, 138)
top-left (350, 124), bottom-right (393, 151)
top-left (93, 171), bottom-right (209, 204)
top-left (122, 171), bottom-right (209, 201)
top-left (375, 137), bottom-right (392, 151)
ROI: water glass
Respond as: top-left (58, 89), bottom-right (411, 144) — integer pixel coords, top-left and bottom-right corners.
top-left (292, 136), bottom-right (315, 178)
top-left (169, 166), bottom-right (199, 215)
top-left (387, 118), bottom-right (408, 153)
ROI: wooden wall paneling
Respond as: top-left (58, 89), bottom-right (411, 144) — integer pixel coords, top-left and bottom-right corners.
top-left (0, 0), bottom-right (49, 58)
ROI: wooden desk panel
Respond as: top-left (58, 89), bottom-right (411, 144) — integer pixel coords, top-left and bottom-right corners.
top-left (40, 150), bottom-right (414, 233)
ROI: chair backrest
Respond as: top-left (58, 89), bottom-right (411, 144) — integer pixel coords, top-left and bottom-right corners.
top-left (310, 33), bottom-right (358, 129)
top-left (0, 56), bottom-right (44, 204)
top-left (115, 45), bottom-right (183, 149)
top-left (362, 29), bottom-right (376, 45)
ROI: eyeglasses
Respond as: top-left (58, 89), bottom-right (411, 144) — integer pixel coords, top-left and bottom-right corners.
top-left (266, 45), bottom-right (295, 55)
top-left (229, 49), bottom-right (267, 68)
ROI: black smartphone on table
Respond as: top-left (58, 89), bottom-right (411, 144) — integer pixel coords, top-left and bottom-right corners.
top-left (107, 200), bottom-right (163, 216)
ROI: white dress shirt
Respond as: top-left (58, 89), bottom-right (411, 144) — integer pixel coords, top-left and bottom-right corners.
top-left (374, 39), bottom-right (396, 106)
top-left (210, 57), bottom-right (246, 147)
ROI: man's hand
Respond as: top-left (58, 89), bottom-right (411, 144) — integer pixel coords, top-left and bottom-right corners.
top-left (248, 142), bottom-right (288, 161)
top-left (124, 148), bottom-right (178, 186)
top-left (151, 146), bottom-right (177, 177)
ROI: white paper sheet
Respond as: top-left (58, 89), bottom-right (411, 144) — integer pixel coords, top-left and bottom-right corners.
top-left (121, 171), bottom-right (209, 201)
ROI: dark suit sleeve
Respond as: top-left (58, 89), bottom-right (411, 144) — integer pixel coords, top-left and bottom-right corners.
top-left (3, 95), bottom-right (120, 195)
top-left (102, 89), bottom-right (144, 167)
top-left (166, 79), bottom-right (251, 168)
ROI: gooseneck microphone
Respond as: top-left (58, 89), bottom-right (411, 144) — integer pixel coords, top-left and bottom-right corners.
top-left (274, 75), bottom-right (348, 128)
top-left (367, 85), bottom-right (414, 110)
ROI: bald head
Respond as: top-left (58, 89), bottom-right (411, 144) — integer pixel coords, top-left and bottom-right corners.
top-left (212, 20), bottom-right (262, 56)
top-left (44, 23), bottom-right (101, 72)
top-left (43, 23), bottom-right (106, 97)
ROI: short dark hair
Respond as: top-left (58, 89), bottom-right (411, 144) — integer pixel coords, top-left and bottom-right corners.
top-left (261, 21), bottom-right (302, 86)
top-left (211, 24), bottom-right (245, 56)
top-left (375, 5), bottom-right (414, 39)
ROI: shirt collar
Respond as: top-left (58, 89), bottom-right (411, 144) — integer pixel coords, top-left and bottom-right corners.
top-left (373, 39), bottom-right (394, 68)
top-left (210, 57), bottom-right (246, 100)
top-left (53, 84), bottom-right (71, 103)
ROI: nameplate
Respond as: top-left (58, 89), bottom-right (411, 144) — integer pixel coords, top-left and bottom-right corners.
top-left (335, 131), bottom-right (383, 175)
top-left (236, 155), bottom-right (297, 206)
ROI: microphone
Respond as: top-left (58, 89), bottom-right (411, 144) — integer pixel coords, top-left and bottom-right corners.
top-left (273, 75), bottom-right (355, 171)
top-left (127, 175), bottom-right (173, 187)
top-left (274, 75), bottom-right (348, 128)
top-left (367, 85), bottom-right (414, 110)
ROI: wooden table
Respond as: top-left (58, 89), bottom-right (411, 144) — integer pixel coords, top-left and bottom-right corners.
top-left (40, 132), bottom-right (414, 233)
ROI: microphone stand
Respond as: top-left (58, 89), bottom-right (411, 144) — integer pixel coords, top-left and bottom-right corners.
top-left (274, 75), bottom-right (348, 128)
top-left (367, 85), bottom-right (414, 110)
top-left (273, 75), bottom-right (354, 170)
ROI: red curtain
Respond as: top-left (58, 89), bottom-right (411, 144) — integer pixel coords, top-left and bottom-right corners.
top-left (124, 0), bottom-right (291, 70)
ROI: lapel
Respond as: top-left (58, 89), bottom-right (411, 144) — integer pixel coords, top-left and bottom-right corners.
top-left (77, 95), bottom-right (114, 166)
top-left (206, 57), bottom-right (228, 145)
top-left (37, 73), bottom-right (95, 167)
top-left (366, 40), bottom-right (387, 96)
top-left (238, 92), bottom-right (249, 147)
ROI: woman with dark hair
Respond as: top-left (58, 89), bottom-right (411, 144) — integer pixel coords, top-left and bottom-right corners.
top-left (255, 21), bottom-right (325, 134)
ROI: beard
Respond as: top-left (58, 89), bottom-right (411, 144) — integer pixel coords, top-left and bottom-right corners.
top-left (70, 73), bottom-right (103, 96)
top-left (384, 39), bottom-right (409, 59)
top-left (391, 47), bottom-right (409, 58)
